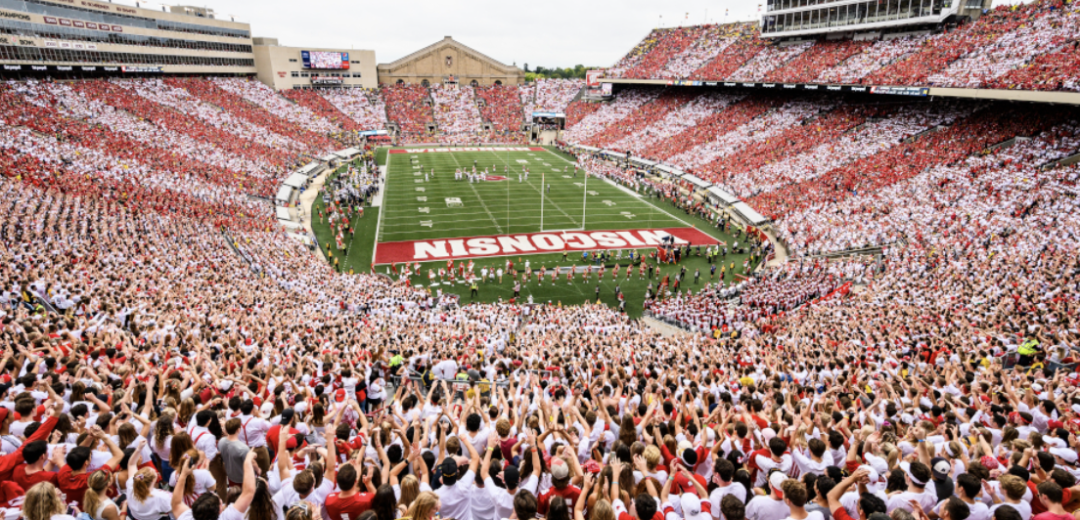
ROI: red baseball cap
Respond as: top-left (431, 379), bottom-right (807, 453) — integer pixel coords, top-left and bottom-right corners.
top-left (335, 389), bottom-right (346, 403)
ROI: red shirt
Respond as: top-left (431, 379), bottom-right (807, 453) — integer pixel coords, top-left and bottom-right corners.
top-left (266, 425), bottom-right (301, 454)
top-left (325, 491), bottom-right (374, 520)
top-left (834, 506), bottom-right (856, 520)
top-left (1033, 513), bottom-right (1073, 520)
top-left (538, 485), bottom-right (582, 515)
top-left (57, 464), bottom-right (115, 509)
top-left (0, 415), bottom-right (58, 481)
top-left (13, 465), bottom-right (58, 490)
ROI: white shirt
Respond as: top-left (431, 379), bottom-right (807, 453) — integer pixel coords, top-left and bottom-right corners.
top-left (780, 513), bottom-right (824, 520)
top-left (168, 468), bottom-right (217, 497)
top-left (710, 485), bottom-right (748, 520)
top-left (435, 469), bottom-right (476, 520)
top-left (187, 425), bottom-right (219, 460)
top-left (936, 499), bottom-right (990, 520)
top-left (178, 504), bottom-right (245, 520)
top-left (989, 502), bottom-right (1032, 520)
top-left (468, 482), bottom-right (498, 520)
top-left (792, 450), bottom-right (833, 477)
top-left (483, 476), bottom-right (536, 520)
top-left (125, 475), bottom-right (173, 520)
top-left (887, 488), bottom-right (939, 515)
top-left (240, 415), bottom-right (271, 448)
top-left (746, 495), bottom-right (790, 520)
top-left (273, 476), bottom-right (336, 520)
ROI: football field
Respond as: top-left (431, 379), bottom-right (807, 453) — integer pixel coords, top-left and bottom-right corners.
top-left (313, 146), bottom-right (758, 318)
top-left (376, 146), bottom-right (698, 246)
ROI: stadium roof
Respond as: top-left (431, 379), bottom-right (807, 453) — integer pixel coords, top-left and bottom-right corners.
top-left (380, 36), bottom-right (521, 72)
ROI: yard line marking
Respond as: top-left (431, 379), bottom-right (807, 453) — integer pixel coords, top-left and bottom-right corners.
top-left (448, 152), bottom-right (503, 234)
top-left (539, 148), bottom-right (709, 233)
top-left (485, 149), bottom-right (579, 228)
top-left (372, 154), bottom-right (390, 264)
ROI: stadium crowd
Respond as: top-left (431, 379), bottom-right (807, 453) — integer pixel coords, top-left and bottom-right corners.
top-left (280, 89), bottom-right (363, 133)
top-left (475, 85), bottom-right (525, 132)
top-left (1, 35), bottom-right (1080, 520)
top-left (383, 84), bottom-right (437, 134)
top-left (603, 0), bottom-right (1080, 91)
top-left (430, 84), bottom-right (484, 134)
top-left (524, 79), bottom-right (585, 114)
top-left (318, 89), bottom-right (390, 131)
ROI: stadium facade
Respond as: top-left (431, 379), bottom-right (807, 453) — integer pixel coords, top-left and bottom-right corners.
top-left (0, 1), bottom-right (523, 90)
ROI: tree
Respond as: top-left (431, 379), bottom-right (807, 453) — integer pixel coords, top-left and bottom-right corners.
top-left (524, 63), bottom-right (530, 72)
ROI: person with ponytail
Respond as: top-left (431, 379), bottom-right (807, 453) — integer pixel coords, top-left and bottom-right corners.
top-left (172, 449), bottom-right (258, 520)
top-left (124, 440), bottom-right (171, 520)
top-left (168, 449), bottom-right (217, 506)
top-left (402, 491), bottom-right (441, 520)
top-left (150, 414), bottom-right (175, 482)
top-left (83, 470), bottom-right (121, 520)
top-left (286, 501), bottom-right (324, 520)
top-left (246, 479), bottom-right (277, 520)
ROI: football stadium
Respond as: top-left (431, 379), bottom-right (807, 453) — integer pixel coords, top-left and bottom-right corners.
top-left (2, 0), bottom-right (1080, 519)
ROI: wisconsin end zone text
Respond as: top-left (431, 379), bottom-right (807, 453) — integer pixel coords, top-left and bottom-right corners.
top-left (373, 227), bottom-right (719, 264)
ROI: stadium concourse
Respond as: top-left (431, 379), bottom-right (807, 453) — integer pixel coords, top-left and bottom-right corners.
top-left (3, 14), bottom-right (1080, 520)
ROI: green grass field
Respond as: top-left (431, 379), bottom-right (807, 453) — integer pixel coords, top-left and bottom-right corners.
top-left (312, 146), bottom-right (758, 318)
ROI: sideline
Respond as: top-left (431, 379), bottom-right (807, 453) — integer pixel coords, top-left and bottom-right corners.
top-left (371, 153), bottom-right (391, 266)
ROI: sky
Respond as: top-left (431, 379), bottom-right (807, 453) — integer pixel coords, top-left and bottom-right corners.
top-left (130, 0), bottom-right (763, 69)
top-left (128, 0), bottom-right (1028, 69)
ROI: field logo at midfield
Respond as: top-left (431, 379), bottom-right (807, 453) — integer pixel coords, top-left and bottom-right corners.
top-left (482, 175), bottom-right (507, 181)
top-left (374, 227), bottom-right (719, 264)
top-left (389, 147), bottom-right (545, 154)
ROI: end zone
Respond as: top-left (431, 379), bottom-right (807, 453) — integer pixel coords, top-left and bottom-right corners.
top-left (373, 227), bottom-right (720, 265)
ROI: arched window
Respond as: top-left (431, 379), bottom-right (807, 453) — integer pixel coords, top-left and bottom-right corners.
top-left (421, 79), bottom-right (430, 87)
top-left (494, 80), bottom-right (502, 86)
top-left (470, 79), bottom-right (479, 87)
top-left (396, 79), bottom-right (404, 85)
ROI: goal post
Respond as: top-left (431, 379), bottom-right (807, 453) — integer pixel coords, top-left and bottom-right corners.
top-left (539, 170), bottom-right (587, 233)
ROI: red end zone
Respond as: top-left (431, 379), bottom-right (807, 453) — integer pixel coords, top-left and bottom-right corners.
top-left (374, 227), bottom-right (720, 265)
top-left (388, 147), bottom-right (545, 154)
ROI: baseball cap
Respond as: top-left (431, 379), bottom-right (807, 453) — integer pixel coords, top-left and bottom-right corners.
top-left (1050, 447), bottom-right (1079, 465)
top-left (857, 464), bottom-right (880, 485)
top-left (335, 389), bottom-right (346, 402)
top-left (503, 465), bottom-right (520, 489)
top-left (681, 447), bottom-right (699, 467)
top-left (551, 458), bottom-right (570, 480)
top-left (769, 472), bottom-right (787, 499)
top-left (441, 458), bottom-right (459, 481)
top-left (930, 457), bottom-right (950, 481)
top-left (680, 493), bottom-right (703, 519)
